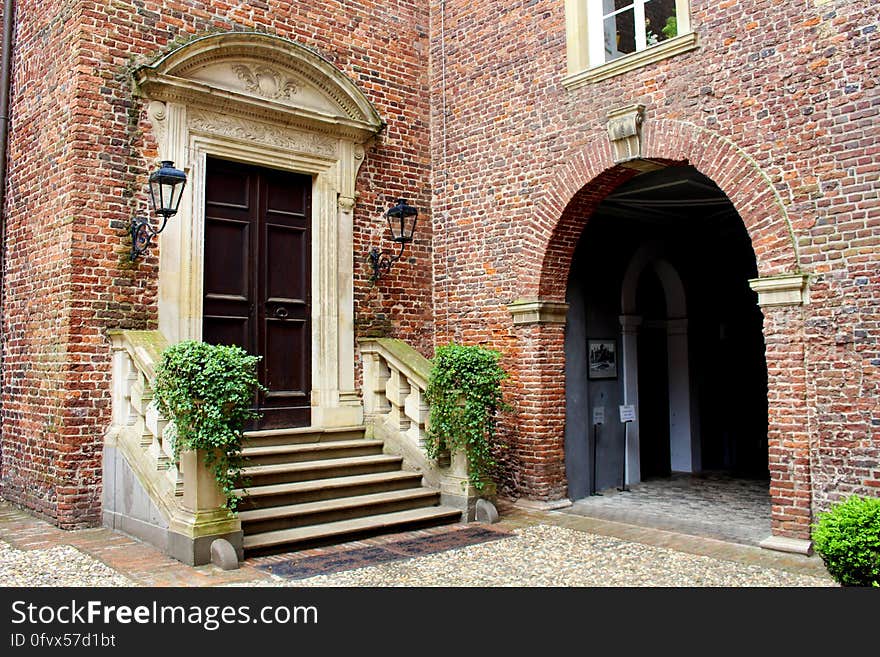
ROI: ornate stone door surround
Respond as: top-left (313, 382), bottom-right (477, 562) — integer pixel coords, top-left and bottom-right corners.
top-left (134, 32), bottom-right (383, 428)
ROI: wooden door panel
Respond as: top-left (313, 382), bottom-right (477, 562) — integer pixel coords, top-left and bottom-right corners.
top-left (204, 157), bottom-right (312, 429)
top-left (204, 219), bottom-right (250, 300)
top-left (266, 177), bottom-right (308, 216)
top-left (202, 316), bottom-right (249, 352)
top-left (264, 320), bottom-right (309, 396)
top-left (204, 165), bottom-right (251, 208)
top-left (265, 226), bottom-right (308, 308)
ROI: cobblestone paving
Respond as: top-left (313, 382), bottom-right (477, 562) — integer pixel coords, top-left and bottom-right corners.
top-left (0, 540), bottom-right (135, 587)
top-left (565, 472), bottom-right (772, 546)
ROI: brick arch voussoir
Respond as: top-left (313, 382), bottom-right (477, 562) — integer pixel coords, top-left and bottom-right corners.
top-left (643, 120), bottom-right (800, 276)
top-left (531, 122), bottom-right (800, 302)
top-left (528, 138), bottom-right (621, 301)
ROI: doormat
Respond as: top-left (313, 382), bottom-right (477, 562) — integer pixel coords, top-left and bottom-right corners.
top-left (253, 525), bottom-right (512, 580)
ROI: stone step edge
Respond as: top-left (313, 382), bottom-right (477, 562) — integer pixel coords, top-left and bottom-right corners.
top-left (238, 487), bottom-right (440, 523)
top-left (241, 439), bottom-right (383, 457)
top-left (243, 425), bottom-right (365, 439)
top-left (234, 470), bottom-right (424, 499)
top-left (240, 453), bottom-right (402, 477)
top-left (243, 506), bottom-right (462, 550)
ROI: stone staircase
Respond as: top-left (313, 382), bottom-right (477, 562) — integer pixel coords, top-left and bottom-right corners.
top-left (234, 426), bottom-right (461, 555)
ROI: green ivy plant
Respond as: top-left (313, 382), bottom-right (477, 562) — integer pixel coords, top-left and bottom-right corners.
top-left (424, 343), bottom-right (511, 492)
top-left (153, 340), bottom-right (265, 511)
top-left (811, 494), bottom-right (880, 587)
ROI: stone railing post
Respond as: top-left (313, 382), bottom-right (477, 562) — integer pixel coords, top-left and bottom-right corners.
top-left (168, 449), bottom-right (242, 566)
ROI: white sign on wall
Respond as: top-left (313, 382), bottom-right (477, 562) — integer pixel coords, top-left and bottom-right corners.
top-left (592, 407), bottom-right (605, 425)
top-left (619, 405), bottom-right (636, 423)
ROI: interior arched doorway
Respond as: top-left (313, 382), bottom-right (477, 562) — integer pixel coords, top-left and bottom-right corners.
top-left (564, 165), bottom-right (769, 501)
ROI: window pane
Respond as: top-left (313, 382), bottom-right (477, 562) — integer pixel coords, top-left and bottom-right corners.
top-left (604, 7), bottom-right (636, 60)
top-left (645, 0), bottom-right (677, 45)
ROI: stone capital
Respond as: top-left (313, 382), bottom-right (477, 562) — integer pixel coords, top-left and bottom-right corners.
top-left (748, 274), bottom-right (809, 307)
top-left (618, 314), bottom-right (643, 334)
top-left (509, 299), bottom-right (570, 325)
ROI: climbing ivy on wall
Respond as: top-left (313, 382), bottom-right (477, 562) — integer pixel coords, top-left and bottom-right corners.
top-left (424, 343), bottom-right (511, 491)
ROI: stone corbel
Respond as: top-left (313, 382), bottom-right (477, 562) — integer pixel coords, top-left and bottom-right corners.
top-left (606, 104), bottom-right (645, 163)
top-left (146, 101), bottom-right (168, 154)
top-left (338, 195), bottom-right (356, 215)
top-left (606, 104), bottom-right (666, 173)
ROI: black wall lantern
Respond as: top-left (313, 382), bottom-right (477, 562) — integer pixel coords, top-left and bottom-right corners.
top-left (369, 198), bottom-right (418, 282)
top-left (130, 160), bottom-right (188, 261)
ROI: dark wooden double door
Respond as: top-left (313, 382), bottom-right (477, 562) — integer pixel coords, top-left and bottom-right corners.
top-left (202, 157), bottom-right (311, 430)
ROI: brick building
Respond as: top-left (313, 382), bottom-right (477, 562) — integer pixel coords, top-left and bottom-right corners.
top-left (0, 0), bottom-right (877, 562)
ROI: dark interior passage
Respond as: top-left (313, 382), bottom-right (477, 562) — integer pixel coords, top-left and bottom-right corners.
top-left (564, 164), bottom-right (768, 502)
top-left (637, 268), bottom-right (670, 479)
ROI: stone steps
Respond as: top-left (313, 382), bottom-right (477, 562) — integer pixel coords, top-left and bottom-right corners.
top-left (234, 470), bottom-right (426, 509)
top-left (236, 426), bottom-right (460, 555)
top-left (238, 487), bottom-right (442, 535)
top-left (241, 439), bottom-right (385, 466)
top-left (243, 425), bottom-right (366, 448)
top-left (241, 453), bottom-right (405, 487)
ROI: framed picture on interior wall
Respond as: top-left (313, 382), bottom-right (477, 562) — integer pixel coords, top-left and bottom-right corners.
top-left (587, 339), bottom-right (617, 380)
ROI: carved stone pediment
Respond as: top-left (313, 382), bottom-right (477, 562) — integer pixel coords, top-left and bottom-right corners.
top-left (135, 32), bottom-right (383, 141)
top-left (184, 61), bottom-right (341, 118)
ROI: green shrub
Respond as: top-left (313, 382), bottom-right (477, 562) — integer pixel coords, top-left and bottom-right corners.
top-left (153, 340), bottom-right (265, 511)
top-left (811, 495), bottom-right (880, 587)
top-left (424, 343), bottom-right (511, 491)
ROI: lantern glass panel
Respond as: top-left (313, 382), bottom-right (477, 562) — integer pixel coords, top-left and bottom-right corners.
top-left (149, 161), bottom-right (187, 218)
top-left (385, 199), bottom-right (417, 243)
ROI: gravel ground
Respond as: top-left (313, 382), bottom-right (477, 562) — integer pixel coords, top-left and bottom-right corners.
top-left (0, 524), bottom-right (834, 588)
top-left (0, 540), bottom-right (136, 587)
top-left (234, 525), bottom-right (836, 588)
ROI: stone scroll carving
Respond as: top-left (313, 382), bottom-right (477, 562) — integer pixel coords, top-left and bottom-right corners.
top-left (231, 64), bottom-right (299, 100)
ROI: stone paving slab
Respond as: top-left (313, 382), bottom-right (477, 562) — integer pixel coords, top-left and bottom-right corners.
top-left (567, 472), bottom-right (773, 547)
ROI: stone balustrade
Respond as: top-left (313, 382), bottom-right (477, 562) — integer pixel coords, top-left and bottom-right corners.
top-left (107, 330), bottom-right (181, 517)
top-left (359, 338), bottom-right (482, 520)
top-left (105, 330), bottom-right (241, 565)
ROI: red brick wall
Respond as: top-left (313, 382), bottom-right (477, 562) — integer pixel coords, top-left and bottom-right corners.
top-left (2, 0), bottom-right (878, 540)
top-left (1, 0), bottom-right (103, 527)
top-left (1, 0), bottom-right (434, 527)
top-left (428, 0), bottom-right (879, 538)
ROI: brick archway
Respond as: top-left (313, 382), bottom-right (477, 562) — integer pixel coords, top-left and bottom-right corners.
top-left (522, 121), bottom-right (800, 301)
top-left (509, 121), bottom-right (813, 546)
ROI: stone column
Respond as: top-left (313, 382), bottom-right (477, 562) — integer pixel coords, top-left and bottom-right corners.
top-left (619, 314), bottom-right (642, 485)
top-left (749, 274), bottom-right (813, 554)
top-left (667, 318), bottom-right (695, 473)
top-left (508, 300), bottom-right (571, 507)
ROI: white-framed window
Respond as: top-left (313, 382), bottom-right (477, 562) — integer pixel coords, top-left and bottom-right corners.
top-left (591, 0), bottom-right (680, 65)
top-left (564, 0), bottom-right (697, 87)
